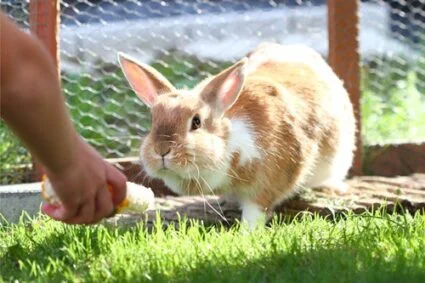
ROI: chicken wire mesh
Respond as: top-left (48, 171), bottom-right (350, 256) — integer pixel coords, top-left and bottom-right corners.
top-left (359, 0), bottom-right (425, 145)
top-left (58, 0), bottom-right (330, 161)
top-left (1, 0), bottom-right (424, 184)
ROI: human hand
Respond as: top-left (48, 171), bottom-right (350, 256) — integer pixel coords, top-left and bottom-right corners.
top-left (41, 137), bottom-right (127, 224)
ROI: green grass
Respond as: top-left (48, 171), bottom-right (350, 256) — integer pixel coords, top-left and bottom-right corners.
top-left (1, 210), bottom-right (425, 282)
top-left (0, 121), bottom-right (32, 184)
top-left (361, 55), bottom-right (425, 145)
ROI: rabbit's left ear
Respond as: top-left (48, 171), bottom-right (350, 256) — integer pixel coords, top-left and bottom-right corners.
top-left (118, 52), bottom-right (175, 107)
top-left (200, 58), bottom-right (248, 115)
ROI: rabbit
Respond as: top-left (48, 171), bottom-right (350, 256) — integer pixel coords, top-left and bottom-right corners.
top-left (117, 42), bottom-right (356, 229)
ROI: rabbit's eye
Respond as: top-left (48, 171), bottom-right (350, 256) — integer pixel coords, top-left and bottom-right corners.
top-left (191, 115), bottom-right (201, 131)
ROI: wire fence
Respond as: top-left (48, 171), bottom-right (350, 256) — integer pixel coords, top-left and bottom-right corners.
top-left (1, 0), bottom-right (424, 184)
top-left (58, 0), bottom-right (329, 160)
top-left (359, 0), bottom-right (425, 145)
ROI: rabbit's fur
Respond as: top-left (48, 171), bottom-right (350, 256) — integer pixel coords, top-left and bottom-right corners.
top-left (118, 43), bottom-right (356, 228)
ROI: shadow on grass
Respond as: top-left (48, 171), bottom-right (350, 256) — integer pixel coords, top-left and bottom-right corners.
top-left (0, 215), bottom-right (131, 282)
top-left (1, 211), bottom-right (424, 283)
top-left (144, 242), bottom-right (425, 283)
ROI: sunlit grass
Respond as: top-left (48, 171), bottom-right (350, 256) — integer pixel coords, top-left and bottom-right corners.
top-left (1, 210), bottom-right (425, 282)
top-left (361, 70), bottom-right (425, 145)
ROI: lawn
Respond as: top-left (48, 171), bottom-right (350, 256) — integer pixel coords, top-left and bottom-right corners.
top-left (1, 210), bottom-right (425, 283)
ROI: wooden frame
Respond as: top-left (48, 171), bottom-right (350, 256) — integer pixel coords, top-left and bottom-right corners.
top-left (327, 0), bottom-right (362, 176)
top-left (29, 0), bottom-right (60, 68)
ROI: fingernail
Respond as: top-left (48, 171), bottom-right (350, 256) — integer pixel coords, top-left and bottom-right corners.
top-left (41, 203), bottom-right (63, 220)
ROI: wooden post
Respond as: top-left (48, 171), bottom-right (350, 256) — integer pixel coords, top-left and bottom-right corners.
top-left (29, 0), bottom-right (59, 68)
top-left (29, 0), bottom-right (60, 180)
top-left (328, 0), bottom-right (362, 176)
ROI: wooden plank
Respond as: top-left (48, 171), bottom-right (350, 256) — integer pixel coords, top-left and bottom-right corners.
top-left (28, 0), bottom-right (60, 181)
top-left (364, 143), bottom-right (425, 177)
top-left (327, 0), bottom-right (362, 176)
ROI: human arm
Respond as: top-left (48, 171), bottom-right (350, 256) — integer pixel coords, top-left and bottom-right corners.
top-left (0, 12), bottom-right (127, 224)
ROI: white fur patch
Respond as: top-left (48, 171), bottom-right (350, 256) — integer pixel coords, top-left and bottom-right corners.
top-left (249, 43), bottom-right (322, 68)
top-left (200, 169), bottom-right (230, 192)
top-left (240, 199), bottom-right (266, 230)
top-left (185, 130), bottom-right (229, 191)
top-left (161, 174), bottom-right (184, 195)
top-left (228, 118), bottom-right (261, 166)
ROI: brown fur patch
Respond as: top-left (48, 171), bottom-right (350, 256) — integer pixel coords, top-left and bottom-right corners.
top-left (222, 61), bottom-right (350, 211)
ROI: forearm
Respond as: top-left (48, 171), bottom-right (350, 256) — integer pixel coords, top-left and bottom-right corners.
top-left (1, 13), bottom-right (80, 174)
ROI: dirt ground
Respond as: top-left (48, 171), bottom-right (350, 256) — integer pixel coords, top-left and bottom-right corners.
top-left (109, 174), bottom-right (425, 226)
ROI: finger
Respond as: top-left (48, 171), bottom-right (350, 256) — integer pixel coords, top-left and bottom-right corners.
top-left (41, 203), bottom-right (62, 219)
top-left (66, 199), bottom-right (96, 224)
top-left (106, 163), bottom-right (127, 206)
top-left (91, 188), bottom-right (114, 224)
top-left (41, 204), bottom-right (86, 225)
top-left (41, 203), bottom-right (78, 222)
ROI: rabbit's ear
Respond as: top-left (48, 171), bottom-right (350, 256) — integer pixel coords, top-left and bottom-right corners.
top-left (200, 58), bottom-right (248, 115)
top-left (118, 52), bottom-right (175, 107)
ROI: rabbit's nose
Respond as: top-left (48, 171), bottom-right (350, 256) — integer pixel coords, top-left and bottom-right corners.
top-left (154, 145), bottom-right (171, 157)
top-left (160, 148), bottom-right (171, 157)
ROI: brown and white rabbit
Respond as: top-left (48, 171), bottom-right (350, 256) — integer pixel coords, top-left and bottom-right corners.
top-left (118, 42), bottom-right (356, 229)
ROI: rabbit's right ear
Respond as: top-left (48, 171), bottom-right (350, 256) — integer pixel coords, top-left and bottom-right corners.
top-left (118, 53), bottom-right (176, 107)
top-left (200, 58), bottom-right (247, 116)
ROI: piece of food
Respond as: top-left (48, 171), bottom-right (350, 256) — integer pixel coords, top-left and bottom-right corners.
top-left (41, 175), bottom-right (155, 214)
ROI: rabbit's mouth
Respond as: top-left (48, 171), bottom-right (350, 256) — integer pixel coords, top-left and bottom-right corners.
top-left (147, 159), bottom-right (231, 196)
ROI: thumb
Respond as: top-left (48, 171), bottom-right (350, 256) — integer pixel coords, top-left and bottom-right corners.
top-left (105, 163), bottom-right (127, 206)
